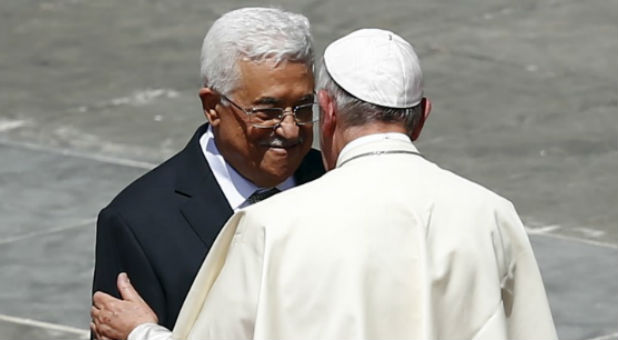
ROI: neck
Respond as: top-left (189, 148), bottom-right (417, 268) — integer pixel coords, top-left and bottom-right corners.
top-left (322, 121), bottom-right (407, 171)
top-left (336, 122), bottom-right (407, 155)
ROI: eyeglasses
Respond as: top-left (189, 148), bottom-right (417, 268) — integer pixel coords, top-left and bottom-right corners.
top-left (221, 95), bottom-right (318, 129)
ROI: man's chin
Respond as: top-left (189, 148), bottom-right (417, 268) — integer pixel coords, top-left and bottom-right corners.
top-left (254, 170), bottom-right (295, 187)
top-left (254, 143), bottom-right (311, 185)
top-left (258, 155), bottom-right (304, 185)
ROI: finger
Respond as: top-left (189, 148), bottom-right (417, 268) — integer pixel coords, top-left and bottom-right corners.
top-left (92, 306), bottom-right (115, 325)
top-left (96, 322), bottom-right (120, 340)
top-left (92, 291), bottom-right (104, 308)
top-left (117, 272), bottom-right (143, 302)
top-left (93, 291), bottom-right (118, 307)
top-left (90, 321), bottom-right (101, 340)
top-left (90, 306), bottom-right (99, 320)
top-left (94, 291), bottom-right (125, 310)
top-left (91, 307), bottom-right (106, 328)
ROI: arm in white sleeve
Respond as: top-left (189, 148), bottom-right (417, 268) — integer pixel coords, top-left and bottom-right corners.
top-left (497, 200), bottom-right (558, 340)
top-left (128, 323), bottom-right (172, 340)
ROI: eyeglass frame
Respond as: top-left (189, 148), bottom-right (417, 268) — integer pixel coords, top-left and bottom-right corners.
top-left (220, 94), bottom-right (318, 129)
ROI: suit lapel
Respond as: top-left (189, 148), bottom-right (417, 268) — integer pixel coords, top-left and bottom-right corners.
top-left (175, 125), bottom-right (324, 246)
top-left (179, 192), bottom-right (233, 248)
top-left (175, 123), bottom-right (234, 247)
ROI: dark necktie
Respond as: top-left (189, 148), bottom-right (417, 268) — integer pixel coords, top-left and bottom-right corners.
top-left (247, 187), bottom-right (281, 204)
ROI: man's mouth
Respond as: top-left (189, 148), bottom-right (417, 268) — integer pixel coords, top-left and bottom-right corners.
top-left (260, 137), bottom-right (303, 149)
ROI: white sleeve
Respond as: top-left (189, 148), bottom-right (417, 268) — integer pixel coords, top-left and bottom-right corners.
top-left (497, 200), bottom-right (558, 340)
top-left (172, 211), bottom-right (266, 340)
top-left (128, 323), bottom-right (172, 340)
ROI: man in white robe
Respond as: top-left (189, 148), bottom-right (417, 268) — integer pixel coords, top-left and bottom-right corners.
top-left (91, 28), bottom-right (558, 340)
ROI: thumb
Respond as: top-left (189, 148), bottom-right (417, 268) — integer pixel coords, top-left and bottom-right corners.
top-left (117, 272), bottom-right (142, 302)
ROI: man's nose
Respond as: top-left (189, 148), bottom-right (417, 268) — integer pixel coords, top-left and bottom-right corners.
top-left (275, 111), bottom-right (300, 138)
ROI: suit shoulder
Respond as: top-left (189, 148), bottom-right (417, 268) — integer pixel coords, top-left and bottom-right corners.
top-left (294, 148), bottom-right (325, 184)
top-left (304, 148), bottom-right (324, 172)
top-left (103, 150), bottom-right (185, 214)
top-left (305, 148), bottom-right (323, 163)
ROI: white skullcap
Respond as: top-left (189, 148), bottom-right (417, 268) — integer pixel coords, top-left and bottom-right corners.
top-left (324, 28), bottom-right (423, 108)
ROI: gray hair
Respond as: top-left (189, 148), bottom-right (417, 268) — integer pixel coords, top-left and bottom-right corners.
top-left (316, 60), bottom-right (423, 134)
top-left (200, 7), bottom-right (314, 94)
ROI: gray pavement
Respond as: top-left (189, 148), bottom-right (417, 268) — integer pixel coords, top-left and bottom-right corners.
top-left (0, 0), bottom-right (616, 339)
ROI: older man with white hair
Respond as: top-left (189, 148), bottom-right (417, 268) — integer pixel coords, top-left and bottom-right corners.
top-left (91, 7), bottom-right (324, 335)
top-left (92, 28), bottom-right (557, 340)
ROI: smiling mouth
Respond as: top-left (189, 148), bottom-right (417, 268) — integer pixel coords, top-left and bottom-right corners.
top-left (260, 137), bottom-right (303, 149)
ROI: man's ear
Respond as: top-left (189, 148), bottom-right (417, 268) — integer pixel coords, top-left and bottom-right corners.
top-left (198, 87), bottom-right (222, 126)
top-left (318, 90), bottom-right (336, 136)
top-left (317, 90), bottom-right (339, 171)
top-left (410, 97), bottom-right (432, 141)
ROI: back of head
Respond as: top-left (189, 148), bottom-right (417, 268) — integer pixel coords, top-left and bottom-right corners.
top-left (201, 7), bottom-right (314, 94)
top-left (317, 29), bottom-right (424, 132)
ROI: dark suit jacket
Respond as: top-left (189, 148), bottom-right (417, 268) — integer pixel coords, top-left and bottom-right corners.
top-left (92, 123), bottom-right (324, 329)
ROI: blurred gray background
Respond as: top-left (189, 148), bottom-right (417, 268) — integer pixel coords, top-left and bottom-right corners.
top-left (0, 0), bottom-right (616, 339)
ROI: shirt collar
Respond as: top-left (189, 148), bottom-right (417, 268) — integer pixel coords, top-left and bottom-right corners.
top-left (200, 125), bottom-right (295, 210)
top-left (336, 132), bottom-right (411, 167)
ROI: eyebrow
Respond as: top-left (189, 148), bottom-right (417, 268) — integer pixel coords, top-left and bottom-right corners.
top-left (253, 97), bottom-right (280, 106)
top-left (296, 93), bottom-right (315, 103)
top-left (253, 93), bottom-right (315, 107)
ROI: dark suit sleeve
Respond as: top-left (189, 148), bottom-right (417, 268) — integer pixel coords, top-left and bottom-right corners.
top-left (92, 207), bottom-right (167, 324)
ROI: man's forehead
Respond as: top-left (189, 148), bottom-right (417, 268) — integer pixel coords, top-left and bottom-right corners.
top-left (236, 58), bottom-right (313, 76)
top-left (234, 59), bottom-right (314, 102)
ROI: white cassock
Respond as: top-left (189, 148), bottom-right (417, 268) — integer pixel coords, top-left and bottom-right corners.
top-left (129, 134), bottom-right (558, 340)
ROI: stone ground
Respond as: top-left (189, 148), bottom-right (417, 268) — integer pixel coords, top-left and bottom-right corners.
top-left (0, 0), bottom-right (616, 339)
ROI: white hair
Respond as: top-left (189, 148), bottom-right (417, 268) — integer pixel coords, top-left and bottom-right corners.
top-left (316, 59), bottom-right (422, 132)
top-left (200, 7), bottom-right (314, 94)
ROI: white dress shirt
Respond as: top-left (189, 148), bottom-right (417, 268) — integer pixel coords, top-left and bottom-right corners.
top-left (199, 126), bottom-right (295, 210)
